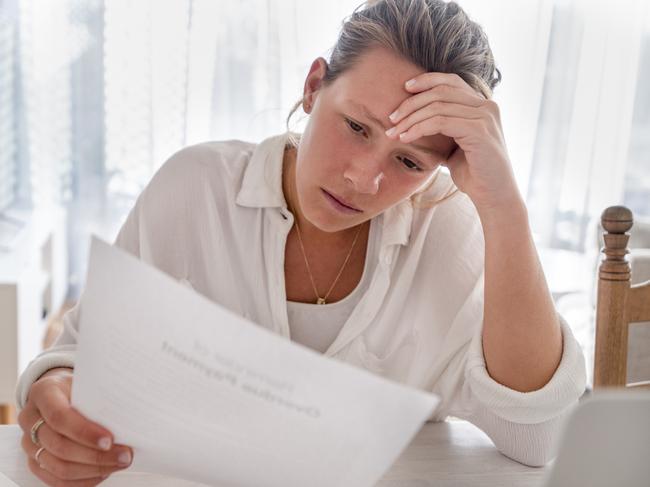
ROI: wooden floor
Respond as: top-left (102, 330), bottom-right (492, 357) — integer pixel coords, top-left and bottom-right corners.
top-left (0, 300), bottom-right (77, 425)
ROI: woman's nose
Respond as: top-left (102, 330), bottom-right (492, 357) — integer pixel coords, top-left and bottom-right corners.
top-left (343, 161), bottom-right (384, 195)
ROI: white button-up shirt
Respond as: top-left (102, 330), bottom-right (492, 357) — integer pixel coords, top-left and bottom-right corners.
top-left (16, 131), bottom-right (587, 467)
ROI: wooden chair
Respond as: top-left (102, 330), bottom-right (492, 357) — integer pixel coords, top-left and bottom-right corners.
top-left (594, 205), bottom-right (650, 389)
top-left (0, 405), bottom-right (15, 425)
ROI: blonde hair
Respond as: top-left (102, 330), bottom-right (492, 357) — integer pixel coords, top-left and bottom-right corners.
top-left (285, 0), bottom-right (501, 209)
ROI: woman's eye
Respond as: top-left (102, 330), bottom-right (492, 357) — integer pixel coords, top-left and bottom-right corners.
top-left (346, 118), bottom-right (421, 172)
top-left (399, 156), bottom-right (422, 172)
top-left (346, 118), bottom-right (366, 135)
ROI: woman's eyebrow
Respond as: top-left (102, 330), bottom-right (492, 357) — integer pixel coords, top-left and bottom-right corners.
top-left (345, 99), bottom-right (446, 158)
top-left (347, 99), bottom-right (392, 131)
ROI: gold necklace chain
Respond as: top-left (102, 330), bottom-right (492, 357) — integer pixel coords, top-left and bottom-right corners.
top-left (293, 219), bottom-right (363, 305)
top-left (285, 154), bottom-right (363, 305)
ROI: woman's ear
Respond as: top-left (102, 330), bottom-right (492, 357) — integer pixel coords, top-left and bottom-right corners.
top-left (302, 57), bottom-right (328, 113)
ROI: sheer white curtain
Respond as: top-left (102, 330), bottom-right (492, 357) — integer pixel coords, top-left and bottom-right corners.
top-left (527, 0), bottom-right (649, 252)
top-left (0, 2), bottom-right (17, 214)
top-left (1, 0), bottom-right (649, 298)
top-left (1, 0), bottom-right (361, 293)
top-left (102, 0), bottom-right (364, 199)
top-left (460, 0), bottom-right (554, 202)
top-left (462, 0), bottom-right (649, 250)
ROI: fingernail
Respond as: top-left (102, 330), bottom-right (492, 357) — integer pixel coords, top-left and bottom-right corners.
top-left (405, 78), bottom-right (416, 88)
top-left (98, 437), bottom-right (111, 451)
top-left (385, 127), bottom-right (396, 137)
top-left (118, 451), bottom-right (132, 466)
top-left (389, 110), bottom-right (399, 122)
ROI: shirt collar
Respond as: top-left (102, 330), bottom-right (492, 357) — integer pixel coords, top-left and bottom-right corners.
top-left (235, 131), bottom-right (291, 209)
top-left (235, 130), bottom-right (418, 247)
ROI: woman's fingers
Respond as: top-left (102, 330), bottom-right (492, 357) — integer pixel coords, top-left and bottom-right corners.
top-left (29, 376), bottom-right (115, 451)
top-left (404, 72), bottom-right (479, 96)
top-left (386, 102), bottom-right (482, 141)
top-left (18, 373), bottom-right (134, 486)
top-left (27, 456), bottom-right (109, 487)
top-left (389, 82), bottom-right (484, 124)
top-left (22, 434), bottom-right (127, 482)
top-left (26, 420), bottom-right (132, 467)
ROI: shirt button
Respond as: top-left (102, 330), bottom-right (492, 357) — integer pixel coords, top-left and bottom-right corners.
top-left (382, 254), bottom-right (393, 266)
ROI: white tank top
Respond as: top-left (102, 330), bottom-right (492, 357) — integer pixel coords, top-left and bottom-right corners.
top-left (286, 219), bottom-right (379, 354)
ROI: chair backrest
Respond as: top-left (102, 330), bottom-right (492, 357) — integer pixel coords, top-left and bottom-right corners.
top-left (594, 206), bottom-right (650, 389)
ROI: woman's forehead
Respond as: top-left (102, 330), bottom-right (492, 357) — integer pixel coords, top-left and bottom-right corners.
top-left (328, 67), bottom-right (420, 119)
top-left (329, 81), bottom-right (407, 124)
top-left (329, 91), bottom-right (456, 159)
top-left (348, 46), bottom-right (424, 83)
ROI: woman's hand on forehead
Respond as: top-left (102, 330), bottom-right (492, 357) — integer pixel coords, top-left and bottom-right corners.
top-left (384, 72), bottom-right (523, 217)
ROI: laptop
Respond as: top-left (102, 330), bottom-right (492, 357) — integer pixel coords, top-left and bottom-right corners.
top-left (543, 389), bottom-right (650, 487)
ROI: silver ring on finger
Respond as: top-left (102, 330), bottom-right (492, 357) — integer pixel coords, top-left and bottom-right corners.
top-left (30, 417), bottom-right (46, 446)
top-left (34, 446), bottom-right (46, 467)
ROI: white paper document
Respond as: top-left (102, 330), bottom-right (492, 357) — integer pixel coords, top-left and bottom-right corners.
top-left (71, 237), bottom-right (440, 487)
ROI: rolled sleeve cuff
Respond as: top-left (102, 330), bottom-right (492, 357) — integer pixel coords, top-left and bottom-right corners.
top-left (15, 348), bottom-right (76, 412)
top-left (465, 314), bottom-right (587, 424)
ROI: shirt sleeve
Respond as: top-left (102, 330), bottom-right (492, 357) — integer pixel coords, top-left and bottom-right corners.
top-left (446, 297), bottom-right (588, 467)
top-left (14, 198), bottom-right (142, 412)
top-left (13, 142), bottom-right (216, 411)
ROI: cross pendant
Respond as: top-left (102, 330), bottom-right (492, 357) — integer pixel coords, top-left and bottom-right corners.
top-left (316, 297), bottom-right (326, 305)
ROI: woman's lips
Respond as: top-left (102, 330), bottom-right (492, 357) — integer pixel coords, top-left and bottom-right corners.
top-left (321, 188), bottom-right (363, 214)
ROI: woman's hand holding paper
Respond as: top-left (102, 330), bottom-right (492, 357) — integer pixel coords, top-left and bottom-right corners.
top-left (17, 368), bottom-right (133, 486)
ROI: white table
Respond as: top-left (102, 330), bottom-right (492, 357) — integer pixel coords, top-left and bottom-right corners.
top-left (0, 420), bottom-right (549, 486)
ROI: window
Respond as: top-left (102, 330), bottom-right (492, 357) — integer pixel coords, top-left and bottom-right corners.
top-left (0, 8), bottom-right (16, 213)
top-left (624, 26), bottom-right (650, 218)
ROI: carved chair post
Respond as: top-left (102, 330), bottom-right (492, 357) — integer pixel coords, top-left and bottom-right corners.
top-left (594, 206), bottom-right (633, 388)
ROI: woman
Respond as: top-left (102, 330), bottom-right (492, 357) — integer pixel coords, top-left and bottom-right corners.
top-left (16, 0), bottom-right (586, 485)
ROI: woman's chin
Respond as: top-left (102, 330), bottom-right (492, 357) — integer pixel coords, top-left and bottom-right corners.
top-left (303, 208), bottom-right (365, 233)
top-left (304, 215), bottom-right (342, 233)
